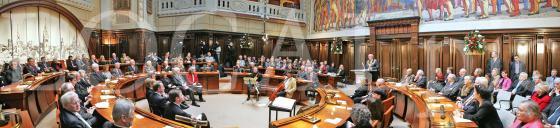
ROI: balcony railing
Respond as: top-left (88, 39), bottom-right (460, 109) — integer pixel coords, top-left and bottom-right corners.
top-left (158, 0), bottom-right (305, 23)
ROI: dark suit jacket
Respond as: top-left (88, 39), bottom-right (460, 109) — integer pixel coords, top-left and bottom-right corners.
top-left (543, 94), bottom-right (560, 119)
top-left (110, 68), bottom-right (123, 78)
top-left (486, 58), bottom-right (502, 73)
top-left (23, 64), bottom-right (40, 76)
top-left (66, 59), bottom-right (79, 71)
top-left (367, 59), bottom-right (380, 72)
top-left (60, 109), bottom-right (92, 128)
top-left (127, 65), bottom-right (140, 74)
top-left (75, 79), bottom-right (92, 102)
top-left (102, 122), bottom-right (119, 128)
top-left (366, 99), bottom-right (384, 121)
top-left (5, 67), bottom-right (22, 84)
top-left (164, 103), bottom-right (192, 121)
top-left (509, 61), bottom-right (526, 75)
top-left (337, 69), bottom-right (345, 77)
top-left (38, 62), bottom-right (50, 72)
top-left (162, 66), bottom-right (172, 72)
top-left (171, 75), bottom-right (187, 86)
top-left (416, 76), bottom-right (427, 88)
top-left (441, 82), bottom-right (463, 101)
top-left (512, 80), bottom-right (533, 97)
top-left (463, 100), bottom-right (504, 128)
top-left (90, 72), bottom-right (107, 85)
top-left (148, 92), bottom-right (168, 116)
top-left (351, 85), bottom-right (369, 101)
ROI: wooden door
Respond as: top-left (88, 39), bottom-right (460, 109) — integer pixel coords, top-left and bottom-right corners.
top-left (377, 39), bottom-right (401, 79)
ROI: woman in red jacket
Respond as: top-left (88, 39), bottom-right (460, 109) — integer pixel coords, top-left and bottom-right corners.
top-left (531, 84), bottom-right (551, 111)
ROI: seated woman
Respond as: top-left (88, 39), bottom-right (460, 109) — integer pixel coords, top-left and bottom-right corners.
top-left (143, 61), bottom-right (156, 73)
top-left (530, 84), bottom-right (551, 111)
top-left (510, 100), bottom-right (544, 128)
top-left (458, 76), bottom-right (474, 100)
top-left (347, 104), bottom-right (373, 128)
top-left (461, 81), bottom-right (503, 128)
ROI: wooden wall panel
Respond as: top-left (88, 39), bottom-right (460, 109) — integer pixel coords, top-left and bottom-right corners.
top-left (549, 38), bottom-right (560, 71)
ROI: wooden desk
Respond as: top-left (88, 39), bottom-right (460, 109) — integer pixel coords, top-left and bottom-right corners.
top-left (228, 72), bottom-right (312, 103)
top-left (90, 75), bottom-right (192, 128)
top-left (0, 72), bottom-right (64, 126)
top-left (386, 83), bottom-right (478, 128)
top-left (0, 109), bottom-right (33, 128)
top-left (196, 72), bottom-right (220, 92)
top-left (271, 88), bottom-right (353, 127)
top-left (317, 74), bottom-right (341, 87)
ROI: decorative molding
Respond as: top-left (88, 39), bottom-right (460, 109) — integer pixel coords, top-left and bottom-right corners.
top-left (0, 0), bottom-right (84, 31)
top-left (55, 0), bottom-right (94, 12)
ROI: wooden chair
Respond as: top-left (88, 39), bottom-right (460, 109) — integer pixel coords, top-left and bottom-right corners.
top-left (371, 120), bottom-right (380, 128)
top-left (383, 105), bottom-right (395, 128)
top-left (382, 96), bottom-right (395, 113)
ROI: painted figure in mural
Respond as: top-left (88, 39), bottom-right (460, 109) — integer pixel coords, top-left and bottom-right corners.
top-left (462, 0), bottom-right (473, 17)
top-left (314, 0), bottom-right (321, 31)
top-left (426, 0), bottom-right (439, 21)
top-left (528, 0), bottom-right (539, 15)
top-left (344, 0), bottom-right (355, 27)
top-left (338, 0), bottom-right (346, 29)
top-left (417, 0), bottom-right (425, 19)
top-left (321, 0), bottom-right (329, 31)
top-left (440, 0), bottom-right (455, 20)
top-left (479, 0), bottom-right (490, 19)
top-left (510, 0), bottom-right (520, 16)
top-left (358, 0), bottom-right (369, 25)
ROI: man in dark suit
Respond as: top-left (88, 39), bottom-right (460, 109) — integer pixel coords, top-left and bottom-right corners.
top-left (509, 55), bottom-right (526, 81)
top-left (170, 68), bottom-right (200, 107)
top-left (439, 74), bottom-right (463, 101)
top-left (59, 92), bottom-right (96, 128)
top-left (89, 64), bottom-right (107, 85)
top-left (351, 79), bottom-right (371, 104)
top-left (37, 57), bottom-right (52, 73)
top-left (127, 60), bottom-right (139, 74)
top-left (75, 71), bottom-right (92, 102)
top-left (23, 57), bottom-right (40, 76)
top-left (66, 56), bottom-right (79, 71)
top-left (148, 82), bottom-right (168, 116)
top-left (5, 59), bottom-right (23, 84)
top-left (246, 67), bottom-right (262, 101)
top-left (462, 82), bottom-right (503, 128)
top-left (161, 61), bottom-right (172, 72)
top-left (486, 51), bottom-right (502, 75)
top-left (511, 72), bottom-right (533, 97)
top-left (164, 89), bottom-right (194, 120)
top-left (111, 63), bottom-right (124, 78)
top-left (544, 79), bottom-right (560, 125)
top-left (111, 53), bottom-right (120, 64)
top-left (103, 99), bottom-right (135, 128)
top-left (327, 63), bottom-right (337, 73)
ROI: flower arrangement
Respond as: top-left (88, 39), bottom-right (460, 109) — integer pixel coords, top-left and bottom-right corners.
top-left (463, 30), bottom-right (485, 55)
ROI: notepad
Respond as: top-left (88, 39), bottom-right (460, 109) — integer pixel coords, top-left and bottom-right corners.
top-left (95, 102), bottom-right (109, 109)
top-left (336, 100), bottom-right (347, 105)
top-left (135, 114), bottom-right (144, 119)
top-left (100, 95), bottom-right (116, 100)
top-left (325, 118), bottom-right (342, 124)
top-left (453, 117), bottom-right (473, 123)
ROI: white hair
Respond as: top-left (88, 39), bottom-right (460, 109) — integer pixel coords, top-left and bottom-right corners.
top-left (91, 63), bottom-right (99, 69)
top-left (554, 78), bottom-right (560, 84)
top-left (60, 82), bottom-right (75, 94)
top-left (475, 77), bottom-right (488, 87)
top-left (112, 99), bottom-right (134, 121)
top-left (60, 92), bottom-right (79, 110)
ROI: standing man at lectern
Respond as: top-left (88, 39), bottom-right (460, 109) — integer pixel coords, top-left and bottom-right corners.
top-left (364, 54), bottom-right (380, 83)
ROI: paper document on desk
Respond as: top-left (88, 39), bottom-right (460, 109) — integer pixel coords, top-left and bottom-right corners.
top-left (325, 118), bottom-right (342, 124)
top-left (271, 97), bottom-right (296, 110)
top-left (95, 102), bottom-right (109, 109)
top-left (135, 114), bottom-right (144, 119)
top-left (454, 117), bottom-right (473, 123)
top-left (100, 95), bottom-right (116, 100)
top-left (337, 100), bottom-right (347, 105)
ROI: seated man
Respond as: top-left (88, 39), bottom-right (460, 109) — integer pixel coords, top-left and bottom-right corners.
top-left (148, 82), bottom-right (168, 116)
top-left (511, 72), bottom-right (533, 97)
top-left (143, 61), bottom-right (156, 73)
top-left (90, 64), bottom-right (107, 85)
top-left (60, 92), bottom-right (97, 128)
top-left (351, 79), bottom-right (370, 104)
top-left (204, 52), bottom-right (215, 63)
top-left (544, 79), bottom-right (560, 126)
top-left (164, 89), bottom-right (195, 120)
top-left (170, 67), bottom-right (201, 107)
top-left (37, 56), bottom-right (53, 73)
top-left (366, 88), bottom-right (387, 122)
top-left (111, 63), bottom-right (124, 78)
top-left (161, 61), bottom-right (172, 72)
top-left (127, 60), bottom-right (140, 74)
top-left (202, 62), bottom-right (214, 72)
top-left (103, 99), bottom-right (135, 128)
top-left (5, 59), bottom-right (22, 84)
top-left (439, 74), bottom-right (463, 101)
top-left (399, 68), bottom-right (415, 85)
top-left (24, 57), bottom-right (41, 76)
top-left (347, 104), bottom-right (373, 128)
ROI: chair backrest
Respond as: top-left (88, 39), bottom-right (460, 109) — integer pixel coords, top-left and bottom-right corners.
top-left (496, 89), bottom-right (512, 101)
top-left (383, 105), bottom-right (394, 128)
top-left (497, 109), bottom-right (516, 127)
top-left (382, 96), bottom-right (395, 112)
top-left (512, 94), bottom-right (528, 109)
top-left (370, 120), bottom-right (380, 128)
